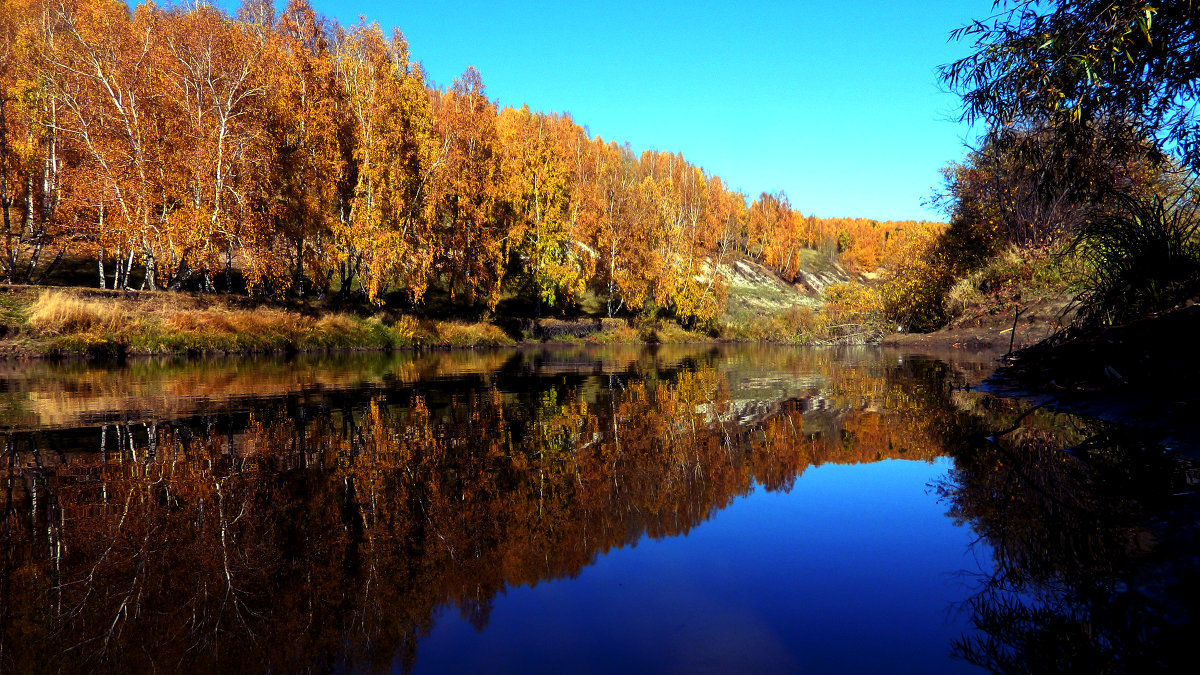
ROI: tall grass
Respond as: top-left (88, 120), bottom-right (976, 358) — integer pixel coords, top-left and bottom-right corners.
top-left (26, 291), bottom-right (128, 334)
top-left (1069, 196), bottom-right (1200, 333)
top-left (15, 289), bottom-right (514, 356)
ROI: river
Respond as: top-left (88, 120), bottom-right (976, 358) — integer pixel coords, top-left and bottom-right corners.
top-left (0, 345), bottom-right (1192, 673)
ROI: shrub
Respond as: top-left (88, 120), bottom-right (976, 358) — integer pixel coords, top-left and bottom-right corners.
top-left (1070, 196), bottom-right (1200, 332)
top-left (880, 215), bottom-right (1002, 332)
top-left (823, 282), bottom-right (881, 314)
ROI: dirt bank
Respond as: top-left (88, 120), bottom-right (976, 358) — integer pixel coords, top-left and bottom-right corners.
top-left (986, 304), bottom-right (1200, 456)
top-left (881, 294), bottom-right (1072, 352)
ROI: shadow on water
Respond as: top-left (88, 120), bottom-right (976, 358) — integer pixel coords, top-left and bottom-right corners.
top-left (934, 397), bottom-right (1200, 673)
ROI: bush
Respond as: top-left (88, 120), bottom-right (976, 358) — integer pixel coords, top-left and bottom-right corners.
top-left (823, 282), bottom-right (881, 314)
top-left (1070, 197), bottom-right (1200, 332)
top-left (880, 215), bottom-right (1002, 332)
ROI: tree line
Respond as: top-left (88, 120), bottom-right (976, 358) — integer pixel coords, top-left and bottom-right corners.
top-left (0, 0), bottom-right (939, 323)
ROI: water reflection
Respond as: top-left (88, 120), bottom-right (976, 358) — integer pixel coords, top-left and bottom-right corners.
top-left (1, 346), bottom-right (988, 673)
top-left (936, 398), bottom-right (1199, 673)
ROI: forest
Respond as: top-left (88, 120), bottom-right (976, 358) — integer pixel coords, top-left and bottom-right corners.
top-left (0, 0), bottom-right (939, 333)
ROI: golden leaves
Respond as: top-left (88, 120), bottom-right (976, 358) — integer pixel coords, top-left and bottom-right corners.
top-left (6, 0), bottom-right (903, 325)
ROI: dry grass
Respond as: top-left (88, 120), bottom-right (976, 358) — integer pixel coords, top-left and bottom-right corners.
top-left (8, 288), bottom-right (513, 356)
top-left (648, 321), bottom-right (709, 343)
top-left (166, 307), bottom-right (304, 335)
top-left (583, 317), bottom-right (711, 344)
top-left (26, 290), bottom-right (130, 335)
top-left (431, 320), bottom-right (513, 347)
top-left (586, 323), bottom-right (642, 344)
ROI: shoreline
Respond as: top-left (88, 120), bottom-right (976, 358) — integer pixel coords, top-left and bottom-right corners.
top-left (6, 289), bottom-right (1197, 460)
top-left (980, 304), bottom-right (1200, 457)
top-left (0, 285), bottom-right (876, 360)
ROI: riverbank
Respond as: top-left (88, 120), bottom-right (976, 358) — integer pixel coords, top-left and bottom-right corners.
top-left (0, 286), bottom-right (515, 359)
top-left (0, 274), bottom-right (1086, 360)
top-left (983, 304), bottom-right (1200, 456)
top-left (0, 286), bottom-right (728, 359)
top-left (881, 293), bottom-right (1073, 352)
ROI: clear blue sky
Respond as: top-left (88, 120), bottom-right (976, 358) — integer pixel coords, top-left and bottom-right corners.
top-left (285, 1), bottom-right (995, 221)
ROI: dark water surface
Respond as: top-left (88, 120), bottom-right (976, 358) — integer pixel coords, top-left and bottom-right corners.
top-left (0, 346), bottom-right (1193, 673)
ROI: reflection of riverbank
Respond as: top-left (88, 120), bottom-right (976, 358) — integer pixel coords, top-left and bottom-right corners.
top-left (986, 305), bottom-right (1200, 457)
top-left (939, 403), bottom-right (1200, 673)
top-left (0, 345), bottom-right (960, 432)
top-left (1, 347), bottom-right (972, 673)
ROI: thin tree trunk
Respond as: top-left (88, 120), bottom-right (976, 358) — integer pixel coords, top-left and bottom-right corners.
top-left (294, 237), bottom-right (304, 297)
top-left (0, 90), bottom-right (11, 284)
top-left (142, 252), bottom-right (157, 291)
top-left (121, 248), bottom-right (135, 290)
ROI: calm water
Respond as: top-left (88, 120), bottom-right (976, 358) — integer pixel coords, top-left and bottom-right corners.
top-left (0, 346), bottom-right (1193, 674)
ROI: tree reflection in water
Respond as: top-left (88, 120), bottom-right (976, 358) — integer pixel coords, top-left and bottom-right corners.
top-left (939, 411), bottom-right (1199, 673)
top-left (0, 347), bottom-right (983, 673)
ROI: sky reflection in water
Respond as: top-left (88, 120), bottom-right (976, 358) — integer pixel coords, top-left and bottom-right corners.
top-left (415, 458), bottom-right (984, 675)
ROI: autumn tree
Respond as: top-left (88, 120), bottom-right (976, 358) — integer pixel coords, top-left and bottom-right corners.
top-left (157, 4), bottom-right (272, 290)
top-left (431, 67), bottom-right (508, 309)
top-left (334, 21), bottom-right (440, 303)
top-left (642, 151), bottom-right (725, 324)
top-left (587, 139), bottom-right (658, 317)
top-left (556, 114), bottom-right (601, 299)
top-left (266, 0), bottom-right (346, 297)
top-left (747, 191), bottom-right (798, 277)
top-left (0, 0), bottom-right (77, 284)
top-left (497, 106), bottom-right (586, 310)
top-left (702, 176), bottom-right (745, 259)
top-left (935, 122), bottom-right (1175, 263)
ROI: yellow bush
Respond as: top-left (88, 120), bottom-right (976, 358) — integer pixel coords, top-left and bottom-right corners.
top-left (823, 282), bottom-right (881, 314)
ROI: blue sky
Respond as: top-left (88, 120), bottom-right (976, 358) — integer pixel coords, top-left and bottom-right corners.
top-left (293, 1), bottom-right (995, 221)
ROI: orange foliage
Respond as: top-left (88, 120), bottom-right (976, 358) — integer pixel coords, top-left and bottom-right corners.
top-left (0, 0), bottom-right (941, 322)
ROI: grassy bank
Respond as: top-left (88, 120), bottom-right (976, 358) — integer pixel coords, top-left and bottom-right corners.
top-left (0, 287), bottom-right (514, 358)
top-left (0, 287), bottom-right (724, 359)
top-left (0, 253), bottom-right (880, 360)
